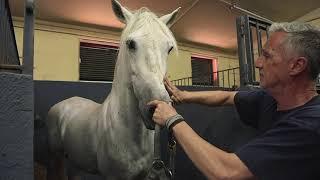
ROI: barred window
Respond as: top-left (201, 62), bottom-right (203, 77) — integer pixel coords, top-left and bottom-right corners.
top-left (79, 42), bottom-right (118, 81)
top-left (191, 56), bottom-right (217, 86)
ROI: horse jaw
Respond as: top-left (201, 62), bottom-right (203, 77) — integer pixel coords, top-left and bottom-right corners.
top-left (131, 75), bottom-right (171, 130)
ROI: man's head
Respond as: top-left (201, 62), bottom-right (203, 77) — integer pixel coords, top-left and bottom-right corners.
top-left (255, 22), bottom-right (320, 90)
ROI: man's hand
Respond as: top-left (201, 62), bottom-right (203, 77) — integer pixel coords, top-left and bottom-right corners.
top-left (164, 77), bottom-right (189, 104)
top-left (147, 100), bottom-right (178, 126)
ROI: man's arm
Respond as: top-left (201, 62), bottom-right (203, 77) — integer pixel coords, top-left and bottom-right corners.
top-left (182, 90), bottom-right (237, 106)
top-left (172, 121), bottom-right (254, 180)
top-left (164, 78), bottom-right (237, 106)
top-left (148, 100), bottom-right (254, 179)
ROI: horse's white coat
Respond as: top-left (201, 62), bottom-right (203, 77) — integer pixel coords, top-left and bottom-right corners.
top-left (47, 0), bottom-right (179, 179)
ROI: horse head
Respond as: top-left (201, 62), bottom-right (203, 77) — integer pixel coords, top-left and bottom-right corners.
top-left (112, 0), bottom-right (180, 129)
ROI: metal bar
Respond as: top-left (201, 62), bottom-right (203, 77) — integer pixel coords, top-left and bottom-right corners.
top-left (217, 0), bottom-right (273, 24)
top-left (227, 69), bottom-right (230, 88)
top-left (5, 0), bottom-right (20, 66)
top-left (256, 22), bottom-right (262, 56)
top-left (244, 15), bottom-right (255, 84)
top-left (22, 0), bottom-right (35, 75)
top-left (236, 16), bottom-right (248, 87)
top-left (222, 71), bottom-right (225, 87)
top-left (217, 71), bottom-right (220, 87)
top-left (0, 64), bottom-right (23, 70)
top-left (233, 69), bottom-right (236, 87)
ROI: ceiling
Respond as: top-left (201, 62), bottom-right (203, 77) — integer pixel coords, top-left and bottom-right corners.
top-left (9, 0), bottom-right (320, 52)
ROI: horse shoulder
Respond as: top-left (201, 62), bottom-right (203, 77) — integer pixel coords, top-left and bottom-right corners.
top-left (47, 96), bottom-right (101, 149)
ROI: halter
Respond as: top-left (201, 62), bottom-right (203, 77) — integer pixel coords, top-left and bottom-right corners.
top-left (145, 104), bottom-right (177, 180)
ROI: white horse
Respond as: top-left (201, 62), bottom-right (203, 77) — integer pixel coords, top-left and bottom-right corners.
top-left (47, 0), bottom-right (180, 179)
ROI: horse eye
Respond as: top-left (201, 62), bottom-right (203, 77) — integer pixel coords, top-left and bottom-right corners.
top-left (126, 40), bottom-right (136, 51)
top-left (168, 46), bottom-right (173, 54)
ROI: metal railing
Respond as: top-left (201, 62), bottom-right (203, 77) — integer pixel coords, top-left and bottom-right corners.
top-left (172, 67), bottom-right (240, 90)
top-left (0, 0), bottom-right (21, 73)
top-left (236, 15), bottom-right (271, 87)
top-left (0, 0), bottom-right (35, 75)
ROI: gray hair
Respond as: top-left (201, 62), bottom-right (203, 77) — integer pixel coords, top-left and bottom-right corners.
top-left (268, 22), bottom-right (320, 80)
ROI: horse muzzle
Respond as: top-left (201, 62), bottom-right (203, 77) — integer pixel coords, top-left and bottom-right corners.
top-left (142, 105), bottom-right (156, 130)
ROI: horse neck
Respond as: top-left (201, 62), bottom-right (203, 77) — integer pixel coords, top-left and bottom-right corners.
top-left (103, 52), bottom-right (147, 136)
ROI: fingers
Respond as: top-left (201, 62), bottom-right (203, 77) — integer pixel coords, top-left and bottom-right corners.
top-left (163, 77), bottom-right (184, 104)
top-left (147, 100), bottom-right (170, 107)
top-left (147, 100), bottom-right (162, 106)
top-left (164, 77), bottom-right (176, 90)
top-left (170, 95), bottom-right (177, 103)
top-left (171, 95), bottom-right (181, 105)
top-left (164, 79), bottom-right (174, 94)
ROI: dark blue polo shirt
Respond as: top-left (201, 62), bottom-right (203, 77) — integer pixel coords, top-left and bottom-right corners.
top-left (234, 90), bottom-right (320, 180)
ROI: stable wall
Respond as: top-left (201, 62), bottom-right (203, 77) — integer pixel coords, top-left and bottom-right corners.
top-left (13, 17), bottom-right (238, 83)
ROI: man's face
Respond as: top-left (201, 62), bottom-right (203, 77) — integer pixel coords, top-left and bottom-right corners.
top-left (255, 31), bottom-right (290, 90)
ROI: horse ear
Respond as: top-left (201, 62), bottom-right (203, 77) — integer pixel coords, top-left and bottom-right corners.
top-left (160, 7), bottom-right (181, 27)
top-left (111, 0), bottom-right (132, 24)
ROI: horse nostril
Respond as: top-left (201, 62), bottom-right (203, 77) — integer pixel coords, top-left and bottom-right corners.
top-left (147, 105), bottom-right (156, 116)
top-left (126, 39), bottom-right (137, 51)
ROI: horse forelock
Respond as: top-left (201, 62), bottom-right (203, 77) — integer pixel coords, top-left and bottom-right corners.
top-left (119, 7), bottom-right (178, 53)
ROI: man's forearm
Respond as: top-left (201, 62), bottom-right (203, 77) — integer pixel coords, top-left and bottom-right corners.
top-left (172, 121), bottom-right (253, 180)
top-left (184, 91), bottom-right (237, 106)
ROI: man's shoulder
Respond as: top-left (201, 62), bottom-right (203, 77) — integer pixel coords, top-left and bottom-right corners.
top-left (292, 95), bottom-right (320, 117)
top-left (236, 88), bottom-right (269, 98)
top-left (284, 96), bottom-right (320, 131)
top-left (236, 89), bottom-right (275, 106)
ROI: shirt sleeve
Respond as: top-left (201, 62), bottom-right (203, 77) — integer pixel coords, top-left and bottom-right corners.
top-left (234, 90), bottom-right (266, 128)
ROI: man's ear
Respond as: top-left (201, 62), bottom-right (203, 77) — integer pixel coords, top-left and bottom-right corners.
top-left (289, 57), bottom-right (308, 75)
top-left (111, 0), bottom-right (132, 24)
top-left (160, 7), bottom-right (181, 27)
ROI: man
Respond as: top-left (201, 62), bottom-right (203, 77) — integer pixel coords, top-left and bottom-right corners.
top-left (148, 22), bottom-right (320, 180)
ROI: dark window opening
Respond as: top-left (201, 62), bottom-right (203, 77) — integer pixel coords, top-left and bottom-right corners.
top-left (79, 42), bottom-right (118, 81)
top-left (191, 56), bottom-right (216, 86)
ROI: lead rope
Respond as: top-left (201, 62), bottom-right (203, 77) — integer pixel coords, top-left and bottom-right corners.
top-left (167, 130), bottom-right (176, 179)
top-left (167, 101), bottom-right (176, 180)
top-left (145, 102), bottom-right (176, 180)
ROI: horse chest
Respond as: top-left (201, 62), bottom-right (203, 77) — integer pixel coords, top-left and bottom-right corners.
top-left (97, 137), bottom-right (153, 179)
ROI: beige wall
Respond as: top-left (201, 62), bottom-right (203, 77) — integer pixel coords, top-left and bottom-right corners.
top-left (167, 49), bottom-right (192, 81)
top-left (13, 17), bottom-right (238, 84)
top-left (171, 42), bottom-right (239, 87)
top-left (217, 55), bottom-right (240, 88)
top-left (14, 25), bottom-right (79, 81)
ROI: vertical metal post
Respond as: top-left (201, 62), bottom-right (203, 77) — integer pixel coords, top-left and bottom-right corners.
top-left (244, 16), bottom-right (255, 84)
top-left (236, 16), bottom-right (248, 87)
top-left (22, 0), bottom-right (35, 75)
top-left (256, 23), bottom-right (262, 56)
top-left (227, 69), bottom-right (230, 88)
top-left (266, 25), bottom-right (270, 39)
top-left (233, 69), bottom-right (236, 87)
top-left (222, 71), bottom-right (225, 87)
